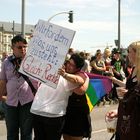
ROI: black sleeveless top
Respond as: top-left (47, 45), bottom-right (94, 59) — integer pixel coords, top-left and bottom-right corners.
top-left (126, 67), bottom-right (138, 90)
top-left (66, 92), bottom-right (89, 114)
top-left (116, 67), bottom-right (139, 140)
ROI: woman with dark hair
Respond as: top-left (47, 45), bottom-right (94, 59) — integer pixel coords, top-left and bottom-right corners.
top-left (63, 53), bottom-right (92, 140)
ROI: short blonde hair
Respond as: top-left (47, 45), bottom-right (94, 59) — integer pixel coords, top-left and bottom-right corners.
top-left (129, 41), bottom-right (140, 83)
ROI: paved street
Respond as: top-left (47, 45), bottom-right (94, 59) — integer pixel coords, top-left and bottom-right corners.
top-left (90, 103), bottom-right (118, 140)
top-left (0, 103), bottom-right (118, 140)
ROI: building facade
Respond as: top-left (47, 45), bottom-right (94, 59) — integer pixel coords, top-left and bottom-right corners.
top-left (0, 21), bottom-right (34, 59)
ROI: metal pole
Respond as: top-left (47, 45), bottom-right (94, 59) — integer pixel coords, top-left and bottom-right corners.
top-left (2, 24), bottom-right (4, 47)
top-left (21, 0), bottom-right (25, 38)
top-left (118, 0), bottom-right (121, 50)
top-left (12, 20), bottom-right (15, 37)
top-left (1, 24), bottom-right (5, 52)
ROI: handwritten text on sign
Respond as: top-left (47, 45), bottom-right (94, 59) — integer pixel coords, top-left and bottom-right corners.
top-left (19, 20), bottom-right (75, 88)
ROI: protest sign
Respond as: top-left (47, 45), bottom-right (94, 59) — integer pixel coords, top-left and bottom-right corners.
top-left (19, 19), bottom-right (75, 88)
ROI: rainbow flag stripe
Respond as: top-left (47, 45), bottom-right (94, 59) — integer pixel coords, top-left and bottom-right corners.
top-left (86, 73), bottom-right (112, 112)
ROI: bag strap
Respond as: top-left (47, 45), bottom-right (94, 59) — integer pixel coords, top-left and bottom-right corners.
top-left (9, 55), bottom-right (37, 94)
top-left (19, 73), bottom-right (37, 94)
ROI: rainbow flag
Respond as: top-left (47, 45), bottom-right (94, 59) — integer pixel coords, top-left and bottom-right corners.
top-left (86, 73), bottom-right (112, 112)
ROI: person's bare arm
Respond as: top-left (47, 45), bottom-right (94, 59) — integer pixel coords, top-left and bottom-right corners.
top-left (58, 68), bottom-right (89, 95)
top-left (0, 80), bottom-right (7, 101)
top-left (111, 77), bottom-right (125, 87)
top-left (58, 67), bottom-right (85, 85)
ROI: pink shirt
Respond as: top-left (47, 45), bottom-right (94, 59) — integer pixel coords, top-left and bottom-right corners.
top-left (0, 56), bottom-right (37, 107)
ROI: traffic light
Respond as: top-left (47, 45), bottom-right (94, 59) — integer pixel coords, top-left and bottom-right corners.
top-left (68, 11), bottom-right (73, 23)
top-left (114, 39), bottom-right (118, 46)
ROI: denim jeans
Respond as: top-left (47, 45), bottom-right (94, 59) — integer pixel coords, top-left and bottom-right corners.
top-left (5, 102), bottom-right (33, 140)
top-left (0, 101), bottom-right (6, 113)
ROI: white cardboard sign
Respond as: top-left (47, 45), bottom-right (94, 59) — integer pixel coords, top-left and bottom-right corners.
top-left (19, 19), bottom-right (75, 88)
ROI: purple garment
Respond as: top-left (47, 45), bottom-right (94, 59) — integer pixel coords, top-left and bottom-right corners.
top-left (86, 72), bottom-right (112, 94)
top-left (0, 57), bottom-right (36, 107)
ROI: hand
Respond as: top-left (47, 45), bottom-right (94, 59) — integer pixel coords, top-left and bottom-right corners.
top-left (106, 109), bottom-right (118, 119)
top-left (0, 96), bottom-right (7, 102)
top-left (58, 65), bottom-right (66, 77)
top-left (116, 87), bottom-right (128, 98)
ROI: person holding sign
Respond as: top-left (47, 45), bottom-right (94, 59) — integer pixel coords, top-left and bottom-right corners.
top-left (30, 53), bottom-right (90, 140)
top-left (0, 35), bottom-right (38, 140)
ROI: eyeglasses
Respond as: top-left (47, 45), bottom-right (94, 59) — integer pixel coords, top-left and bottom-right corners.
top-left (15, 46), bottom-right (27, 49)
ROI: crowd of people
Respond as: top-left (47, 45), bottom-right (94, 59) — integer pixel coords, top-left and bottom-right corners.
top-left (67, 47), bottom-right (129, 105)
top-left (0, 34), bottom-right (140, 140)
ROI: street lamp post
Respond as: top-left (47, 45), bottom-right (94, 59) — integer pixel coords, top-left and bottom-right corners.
top-left (118, 0), bottom-right (121, 50)
top-left (21, 0), bottom-right (25, 38)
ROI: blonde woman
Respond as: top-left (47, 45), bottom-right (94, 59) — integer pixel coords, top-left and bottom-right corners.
top-left (103, 48), bottom-right (112, 71)
top-left (106, 41), bottom-right (140, 140)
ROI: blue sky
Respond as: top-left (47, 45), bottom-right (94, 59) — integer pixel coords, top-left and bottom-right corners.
top-left (0, 0), bottom-right (140, 53)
